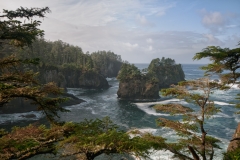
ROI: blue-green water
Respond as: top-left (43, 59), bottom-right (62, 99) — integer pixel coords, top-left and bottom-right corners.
top-left (1, 64), bottom-right (239, 159)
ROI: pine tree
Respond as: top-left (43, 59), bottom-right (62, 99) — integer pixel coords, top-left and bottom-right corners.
top-left (0, 7), bottom-right (67, 122)
top-left (157, 78), bottom-right (221, 160)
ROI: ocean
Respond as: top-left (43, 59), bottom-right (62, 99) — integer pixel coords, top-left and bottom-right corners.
top-left (0, 64), bottom-right (239, 160)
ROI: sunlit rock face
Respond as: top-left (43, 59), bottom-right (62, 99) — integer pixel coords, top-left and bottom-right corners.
top-left (227, 123), bottom-right (240, 152)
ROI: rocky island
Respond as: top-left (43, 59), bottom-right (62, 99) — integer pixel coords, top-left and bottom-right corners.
top-left (117, 57), bottom-right (185, 101)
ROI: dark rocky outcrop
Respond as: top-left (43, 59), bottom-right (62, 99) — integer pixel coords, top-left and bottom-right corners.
top-left (117, 79), bottom-right (159, 100)
top-left (78, 71), bottom-right (110, 89)
top-left (0, 93), bottom-right (85, 114)
top-left (39, 66), bottom-right (109, 90)
top-left (98, 61), bottom-right (122, 78)
top-left (154, 64), bottom-right (185, 89)
top-left (227, 123), bottom-right (240, 152)
top-left (117, 58), bottom-right (185, 100)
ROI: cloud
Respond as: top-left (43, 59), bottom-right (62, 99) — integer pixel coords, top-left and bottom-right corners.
top-left (148, 46), bottom-right (153, 51)
top-left (202, 11), bottom-right (225, 26)
top-left (199, 9), bottom-right (239, 33)
top-left (146, 38), bottom-right (153, 43)
top-left (123, 42), bottom-right (139, 49)
top-left (0, 0), bottom-right (239, 64)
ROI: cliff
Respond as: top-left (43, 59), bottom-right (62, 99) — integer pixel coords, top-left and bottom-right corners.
top-left (39, 66), bottom-right (109, 90)
top-left (227, 123), bottom-right (240, 151)
top-left (117, 58), bottom-right (185, 100)
top-left (117, 78), bottom-right (159, 100)
top-left (153, 64), bottom-right (185, 89)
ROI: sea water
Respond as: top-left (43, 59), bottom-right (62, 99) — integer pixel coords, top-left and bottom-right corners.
top-left (0, 64), bottom-right (239, 160)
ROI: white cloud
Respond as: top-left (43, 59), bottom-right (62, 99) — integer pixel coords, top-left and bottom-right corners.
top-left (199, 9), bottom-right (238, 33)
top-left (146, 38), bottom-right (153, 43)
top-left (148, 46), bottom-right (153, 51)
top-left (202, 11), bottom-right (225, 26)
top-left (123, 42), bottom-right (139, 48)
top-left (136, 14), bottom-right (148, 26)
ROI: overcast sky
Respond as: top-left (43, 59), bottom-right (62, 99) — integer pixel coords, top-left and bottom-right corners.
top-left (1, 0), bottom-right (240, 64)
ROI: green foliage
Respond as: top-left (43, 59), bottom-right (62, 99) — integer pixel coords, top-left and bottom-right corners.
top-left (148, 57), bottom-right (176, 73)
top-left (60, 117), bottom-right (166, 160)
top-left (158, 78), bottom-right (221, 160)
top-left (223, 147), bottom-right (240, 160)
top-left (0, 7), bottom-right (50, 47)
top-left (0, 7), bottom-right (68, 122)
top-left (193, 45), bottom-right (240, 84)
top-left (193, 43), bottom-right (240, 115)
top-left (117, 63), bottom-right (141, 81)
top-left (0, 124), bottom-right (63, 160)
top-left (147, 57), bottom-right (185, 88)
top-left (154, 103), bottom-right (193, 114)
top-left (9, 38), bottom-right (123, 76)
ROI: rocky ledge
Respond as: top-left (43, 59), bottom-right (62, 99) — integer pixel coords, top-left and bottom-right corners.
top-left (0, 93), bottom-right (85, 114)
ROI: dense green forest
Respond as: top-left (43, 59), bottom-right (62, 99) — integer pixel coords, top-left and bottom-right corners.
top-left (1, 38), bottom-right (123, 78)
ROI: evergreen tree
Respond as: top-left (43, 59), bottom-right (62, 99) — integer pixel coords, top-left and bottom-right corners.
top-left (157, 78), bottom-right (221, 160)
top-left (193, 43), bottom-right (240, 159)
top-left (0, 7), bottom-right (67, 122)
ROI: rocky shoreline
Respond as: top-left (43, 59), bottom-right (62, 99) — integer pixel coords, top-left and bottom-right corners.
top-left (0, 92), bottom-right (85, 114)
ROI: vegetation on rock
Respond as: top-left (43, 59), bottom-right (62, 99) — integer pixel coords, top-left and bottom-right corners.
top-left (117, 57), bottom-right (185, 100)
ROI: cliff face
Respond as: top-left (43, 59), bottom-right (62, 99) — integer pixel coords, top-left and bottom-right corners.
top-left (78, 71), bottom-right (109, 89)
top-left (117, 79), bottom-right (159, 100)
top-left (40, 66), bottom-right (109, 89)
top-left (227, 123), bottom-right (240, 152)
top-left (106, 61), bottom-right (122, 77)
top-left (117, 59), bottom-right (185, 100)
top-left (155, 64), bottom-right (185, 89)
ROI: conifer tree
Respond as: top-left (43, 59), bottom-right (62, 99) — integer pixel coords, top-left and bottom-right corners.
top-left (157, 78), bottom-right (221, 160)
top-left (193, 43), bottom-right (240, 159)
top-left (0, 7), bottom-right (67, 122)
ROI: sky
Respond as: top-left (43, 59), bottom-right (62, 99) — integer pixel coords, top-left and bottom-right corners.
top-left (0, 0), bottom-right (240, 64)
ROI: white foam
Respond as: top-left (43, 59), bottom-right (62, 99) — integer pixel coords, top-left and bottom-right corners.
top-left (149, 150), bottom-right (176, 160)
top-left (227, 83), bottom-right (239, 89)
top-left (214, 101), bottom-right (234, 106)
top-left (134, 98), bottom-right (188, 116)
top-left (136, 105), bottom-right (170, 116)
top-left (0, 111), bottom-right (43, 124)
top-left (212, 112), bottom-right (231, 118)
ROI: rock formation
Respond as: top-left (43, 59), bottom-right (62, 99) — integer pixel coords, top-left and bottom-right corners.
top-left (227, 123), bottom-right (240, 152)
top-left (39, 66), bottom-right (110, 90)
top-left (117, 58), bottom-right (185, 100)
top-left (117, 79), bottom-right (159, 100)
